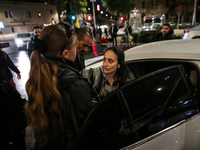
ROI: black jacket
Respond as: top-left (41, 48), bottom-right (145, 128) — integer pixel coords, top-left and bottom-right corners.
top-left (109, 25), bottom-right (118, 38)
top-left (157, 29), bottom-right (175, 41)
top-left (125, 25), bottom-right (132, 35)
top-left (73, 52), bottom-right (85, 71)
top-left (0, 50), bottom-right (20, 80)
top-left (36, 58), bottom-right (95, 150)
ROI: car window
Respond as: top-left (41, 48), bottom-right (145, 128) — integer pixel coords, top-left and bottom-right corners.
top-left (17, 33), bottom-right (31, 38)
top-left (121, 65), bottom-right (198, 142)
top-left (126, 61), bottom-right (198, 92)
top-left (77, 65), bottom-right (198, 150)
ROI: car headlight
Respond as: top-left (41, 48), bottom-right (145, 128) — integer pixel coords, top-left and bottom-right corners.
top-left (15, 39), bottom-right (23, 45)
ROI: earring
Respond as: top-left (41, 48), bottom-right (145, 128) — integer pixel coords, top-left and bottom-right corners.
top-left (118, 64), bottom-right (120, 69)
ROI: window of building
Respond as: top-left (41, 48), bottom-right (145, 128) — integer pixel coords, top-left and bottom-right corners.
top-left (25, 12), bottom-right (31, 18)
top-left (38, 12), bottom-right (42, 17)
top-left (11, 27), bottom-right (15, 33)
top-left (25, 12), bottom-right (28, 18)
top-left (50, 9), bottom-right (53, 14)
top-left (28, 12), bottom-right (31, 18)
top-left (9, 11), bottom-right (13, 18)
top-left (4, 11), bottom-right (8, 18)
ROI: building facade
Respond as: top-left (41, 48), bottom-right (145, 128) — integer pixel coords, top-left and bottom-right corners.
top-left (0, 1), bottom-right (59, 40)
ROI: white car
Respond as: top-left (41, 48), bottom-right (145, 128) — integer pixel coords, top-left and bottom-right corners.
top-left (117, 27), bottom-right (125, 35)
top-left (78, 39), bottom-right (200, 150)
top-left (14, 32), bottom-right (32, 50)
top-left (182, 24), bottom-right (200, 39)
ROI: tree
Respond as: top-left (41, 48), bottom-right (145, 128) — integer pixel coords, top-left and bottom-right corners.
top-left (55, 0), bottom-right (87, 14)
top-left (168, 0), bottom-right (193, 28)
top-left (145, 0), bottom-right (165, 13)
top-left (101, 0), bottom-right (135, 17)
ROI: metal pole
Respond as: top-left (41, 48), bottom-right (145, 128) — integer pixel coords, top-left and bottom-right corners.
top-left (92, 1), bottom-right (96, 27)
top-left (44, 3), bottom-right (48, 23)
top-left (1, 28), bottom-right (5, 41)
top-left (192, 0), bottom-right (198, 26)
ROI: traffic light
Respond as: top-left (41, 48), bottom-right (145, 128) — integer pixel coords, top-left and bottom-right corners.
top-left (88, 15), bottom-right (91, 21)
top-left (97, 4), bottom-right (100, 11)
top-left (120, 17), bottom-right (124, 21)
top-left (71, 15), bottom-right (76, 20)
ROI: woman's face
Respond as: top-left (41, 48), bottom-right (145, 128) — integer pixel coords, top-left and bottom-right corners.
top-left (63, 37), bottom-right (77, 62)
top-left (103, 50), bottom-right (119, 74)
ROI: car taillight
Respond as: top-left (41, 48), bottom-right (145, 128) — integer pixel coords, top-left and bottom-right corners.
top-left (184, 30), bottom-right (190, 33)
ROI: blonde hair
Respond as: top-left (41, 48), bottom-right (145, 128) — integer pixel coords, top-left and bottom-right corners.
top-left (25, 24), bottom-right (77, 146)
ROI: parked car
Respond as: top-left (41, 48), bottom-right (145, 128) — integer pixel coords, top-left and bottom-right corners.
top-left (182, 24), bottom-right (200, 39)
top-left (117, 27), bottom-right (125, 35)
top-left (79, 39), bottom-right (200, 150)
top-left (14, 32), bottom-right (32, 50)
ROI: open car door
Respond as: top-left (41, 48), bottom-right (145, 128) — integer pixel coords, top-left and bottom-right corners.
top-left (76, 65), bottom-right (199, 150)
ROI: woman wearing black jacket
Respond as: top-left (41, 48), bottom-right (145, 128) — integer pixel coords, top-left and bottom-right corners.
top-left (25, 24), bottom-right (95, 150)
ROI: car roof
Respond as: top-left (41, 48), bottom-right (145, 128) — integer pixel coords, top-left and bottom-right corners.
top-left (16, 32), bottom-right (32, 35)
top-left (125, 39), bottom-right (200, 61)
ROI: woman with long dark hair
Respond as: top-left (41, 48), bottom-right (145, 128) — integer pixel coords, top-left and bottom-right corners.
top-left (82, 46), bottom-right (132, 98)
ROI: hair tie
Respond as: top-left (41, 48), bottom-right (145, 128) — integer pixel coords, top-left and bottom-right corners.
top-left (34, 38), bottom-right (47, 54)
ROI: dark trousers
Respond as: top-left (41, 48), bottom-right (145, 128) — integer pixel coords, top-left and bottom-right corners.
top-left (112, 36), bottom-right (117, 46)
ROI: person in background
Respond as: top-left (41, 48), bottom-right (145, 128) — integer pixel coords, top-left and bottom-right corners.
top-left (102, 28), bottom-right (109, 43)
top-left (74, 28), bottom-right (93, 71)
top-left (109, 22), bottom-right (118, 46)
top-left (91, 24), bottom-right (96, 40)
top-left (157, 23), bottom-right (175, 41)
top-left (81, 46), bottom-right (133, 98)
top-left (0, 67), bottom-right (26, 150)
top-left (124, 21), bottom-right (132, 47)
top-left (25, 24), bottom-right (95, 150)
top-left (0, 43), bottom-right (21, 88)
top-left (28, 26), bottom-right (42, 57)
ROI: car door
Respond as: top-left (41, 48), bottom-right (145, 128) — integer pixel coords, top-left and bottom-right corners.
top-left (76, 65), bottom-right (200, 150)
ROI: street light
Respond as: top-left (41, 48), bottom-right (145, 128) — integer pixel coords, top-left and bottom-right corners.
top-left (100, 11), bottom-right (103, 14)
top-left (71, 15), bottom-right (76, 20)
top-left (97, 4), bottom-right (100, 11)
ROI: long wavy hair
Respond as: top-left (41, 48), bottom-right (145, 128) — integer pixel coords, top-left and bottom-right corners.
top-left (105, 46), bottom-right (129, 86)
top-left (25, 24), bottom-right (77, 146)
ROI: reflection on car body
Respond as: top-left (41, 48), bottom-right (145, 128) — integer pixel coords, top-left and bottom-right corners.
top-left (182, 24), bottom-right (200, 39)
top-left (78, 39), bottom-right (200, 150)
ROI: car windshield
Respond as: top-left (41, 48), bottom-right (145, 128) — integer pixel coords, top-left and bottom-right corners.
top-left (154, 18), bottom-right (161, 23)
top-left (17, 34), bottom-right (31, 38)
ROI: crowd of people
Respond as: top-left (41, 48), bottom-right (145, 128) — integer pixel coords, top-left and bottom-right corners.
top-left (0, 21), bottom-right (176, 150)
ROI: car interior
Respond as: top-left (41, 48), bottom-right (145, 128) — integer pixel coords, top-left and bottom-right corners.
top-left (126, 60), bottom-right (198, 92)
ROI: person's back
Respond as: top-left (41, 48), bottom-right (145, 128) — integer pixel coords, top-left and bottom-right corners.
top-left (0, 46), bottom-right (21, 88)
top-left (26, 24), bottom-right (95, 150)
